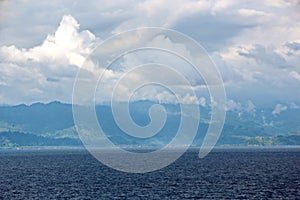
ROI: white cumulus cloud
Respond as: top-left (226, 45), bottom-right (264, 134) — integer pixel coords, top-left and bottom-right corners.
top-left (0, 15), bottom-right (98, 104)
top-left (0, 15), bottom-right (97, 68)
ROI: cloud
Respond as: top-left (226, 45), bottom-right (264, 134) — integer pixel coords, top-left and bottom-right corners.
top-left (173, 12), bottom-right (251, 52)
top-left (290, 102), bottom-right (300, 109)
top-left (285, 42), bottom-right (300, 51)
top-left (179, 94), bottom-right (206, 105)
top-left (0, 0), bottom-right (272, 52)
top-left (225, 99), bottom-right (258, 114)
top-left (1, 15), bottom-right (97, 67)
top-left (0, 13), bottom-right (220, 106)
top-left (272, 104), bottom-right (288, 115)
top-left (219, 41), bottom-right (300, 105)
top-left (264, 0), bottom-right (299, 8)
top-left (0, 15), bottom-right (97, 104)
top-left (120, 0), bottom-right (210, 29)
top-left (238, 44), bottom-right (290, 68)
top-left (226, 99), bottom-right (242, 111)
top-left (290, 71), bottom-right (300, 81)
top-left (238, 9), bottom-right (269, 17)
top-left (0, 0), bottom-right (219, 48)
top-left (0, 1), bottom-right (300, 106)
top-left (120, 84), bottom-right (206, 105)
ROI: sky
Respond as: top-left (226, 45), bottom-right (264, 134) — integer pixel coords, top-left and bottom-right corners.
top-left (0, 0), bottom-right (300, 112)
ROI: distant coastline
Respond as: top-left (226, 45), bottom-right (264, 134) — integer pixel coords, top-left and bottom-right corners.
top-left (1, 145), bottom-right (300, 152)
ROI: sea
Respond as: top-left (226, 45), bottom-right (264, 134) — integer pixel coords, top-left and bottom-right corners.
top-left (0, 147), bottom-right (299, 199)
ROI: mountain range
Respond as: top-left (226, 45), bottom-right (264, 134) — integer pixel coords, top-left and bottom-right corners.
top-left (0, 101), bottom-right (299, 148)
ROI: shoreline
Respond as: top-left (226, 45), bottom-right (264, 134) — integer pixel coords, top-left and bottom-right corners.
top-left (1, 145), bottom-right (300, 153)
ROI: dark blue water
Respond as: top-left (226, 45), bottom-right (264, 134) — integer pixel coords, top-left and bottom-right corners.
top-left (0, 148), bottom-right (299, 199)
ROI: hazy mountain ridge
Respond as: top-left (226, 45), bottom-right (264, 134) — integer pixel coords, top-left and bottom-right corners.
top-left (0, 101), bottom-right (299, 148)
